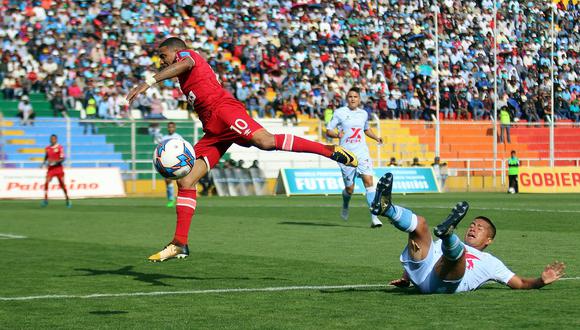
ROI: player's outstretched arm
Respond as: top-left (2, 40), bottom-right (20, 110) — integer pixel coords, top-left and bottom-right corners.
top-left (126, 57), bottom-right (194, 106)
top-left (326, 129), bottom-right (343, 139)
top-left (507, 261), bottom-right (566, 289)
top-left (364, 128), bottom-right (383, 144)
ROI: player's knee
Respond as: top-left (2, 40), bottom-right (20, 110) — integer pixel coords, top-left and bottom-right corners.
top-left (177, 173), bottom-right (197, 190)
top-left (345, 185), bottom-right (354, 194)
top-left (416, 216), bottom-right (428, 233)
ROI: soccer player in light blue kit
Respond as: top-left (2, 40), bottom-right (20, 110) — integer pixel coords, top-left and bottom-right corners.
top-left (158, 122), bottom-right (183, 207)
top-left (371, 172), bottom-right (566, 293)
top-left (326, 87), bottom-right (384, 228)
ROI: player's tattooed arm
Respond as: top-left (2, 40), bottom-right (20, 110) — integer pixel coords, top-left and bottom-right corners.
top-left (152, 56), bottom-right (194, 83)
top-left (507, 261), bottom-right (565, 289)
top-left (126, 57), bottom-right (194, 106)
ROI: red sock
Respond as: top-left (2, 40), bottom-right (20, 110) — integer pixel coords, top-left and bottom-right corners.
top-left (274, 134), bottom-right (333, 157)
top-left (173, 188), bottom-right (196, 246)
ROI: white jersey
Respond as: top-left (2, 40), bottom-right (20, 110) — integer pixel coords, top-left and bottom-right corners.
top-left (326, 106), bottom-right (370, 160)
top-left (161, 132), bottom-right (183, 142)
top-left (401, 240), bottom-right (515, 293)
top-left (454, 241), bottom-right (515, 292)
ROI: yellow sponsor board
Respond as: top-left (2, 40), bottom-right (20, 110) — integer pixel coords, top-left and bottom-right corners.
top-left (519, 167), bottom-right (580, 193)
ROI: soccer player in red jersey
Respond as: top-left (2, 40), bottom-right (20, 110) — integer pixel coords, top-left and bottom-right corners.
top-left (41, 134), bottom-right (71, 208)
top-left (126, 37), bottom-right (358, 262)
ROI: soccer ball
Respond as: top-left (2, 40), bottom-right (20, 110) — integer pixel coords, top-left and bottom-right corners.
top-left (508, 187), bottom-right (516, 194)
top-left (153, 138), bottom-right (195, 179)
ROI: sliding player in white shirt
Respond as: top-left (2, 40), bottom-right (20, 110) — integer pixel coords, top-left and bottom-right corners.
top-left (371, 172), bottom-right (566, 293)
top-left (326, 87), bottom-right (384, 228)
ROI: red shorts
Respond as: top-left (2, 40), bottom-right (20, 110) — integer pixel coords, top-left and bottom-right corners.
top-left (47, 166), bottom-right (65, 180)
top-left (194, 100), bottom-right (264, 169)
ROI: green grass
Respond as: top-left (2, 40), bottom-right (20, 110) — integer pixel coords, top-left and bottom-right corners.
top-left (0, 193), bottom-right (579, 329)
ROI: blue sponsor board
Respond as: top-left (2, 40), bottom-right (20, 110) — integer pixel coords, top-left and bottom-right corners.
top-left (280, 167), bottom-right (439, 195)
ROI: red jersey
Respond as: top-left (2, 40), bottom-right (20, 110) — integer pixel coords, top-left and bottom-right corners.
top-left (174, 49), bottom-right (238, 125)
top-left (45, 143), bottom-right (64, 169)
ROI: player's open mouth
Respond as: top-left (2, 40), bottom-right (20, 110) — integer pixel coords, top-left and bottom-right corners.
top-left (467, 232), bottom-right (476, 238)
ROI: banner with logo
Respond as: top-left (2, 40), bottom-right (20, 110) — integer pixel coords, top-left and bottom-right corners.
top-left (519, 167), bottom-right (580, 193)
top-left (277, 167), bottom-right (440, 196)
top-left (0, 168), bottom-right (126, 199)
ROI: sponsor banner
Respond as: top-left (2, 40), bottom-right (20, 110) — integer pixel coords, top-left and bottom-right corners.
top-left (279, 167), bottom-right (439, 196)
top-left (519, 167), bottom-right (580, 193)
top-left (0, 168), bottom-right (126, 199)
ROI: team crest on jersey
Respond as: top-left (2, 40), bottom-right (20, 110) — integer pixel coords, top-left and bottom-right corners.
top-left (465, 253), bottom-right (481, 270)
top-left (346, 127), bottom-right (362, 143)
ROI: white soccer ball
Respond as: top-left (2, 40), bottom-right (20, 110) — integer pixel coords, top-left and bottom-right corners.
top-left (153, 138), bottom-right (195, 179)
top-left (508, 187), bottom-right (515, 194)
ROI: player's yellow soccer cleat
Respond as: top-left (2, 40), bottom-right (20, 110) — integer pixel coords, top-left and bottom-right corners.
top-left (330, 146), bottom-right (358, 167)
top-left (148, 243), bottom-right (189, 262)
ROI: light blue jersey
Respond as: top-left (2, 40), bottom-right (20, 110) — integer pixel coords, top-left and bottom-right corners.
top-left (161, 132), bottom-right (183, 142)
top-left (326, 106), bottom-right (370, 160)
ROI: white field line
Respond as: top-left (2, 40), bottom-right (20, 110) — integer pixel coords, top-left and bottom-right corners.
top-left (0, 233), bottom-right (26, 240)
top-left (220, 204), bottom-right (580, 214)
top-left (1, 278), bottom-right (579, 302)
top-left (0, 284), bottom-right (387, 302)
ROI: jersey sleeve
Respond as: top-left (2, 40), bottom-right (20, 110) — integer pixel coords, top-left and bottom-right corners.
top-left (489, 256), bottom-right (515, 284)
top-left (363, 112), bottom-right (370, 130)
top-left (175, 50), bottom-right (196, 65)
top-left (59, 145), bottom-right (65, 159)
top-left (326, 110), bottom-right (340, 131)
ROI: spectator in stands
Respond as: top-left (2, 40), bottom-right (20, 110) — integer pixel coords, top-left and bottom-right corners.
top-left (135, 94), bottom-right (152, 119)
top-left (570, 100), bottom-right (580, 126)
top-left (281, 98), bottom-right (298, 126)
top-left (499, 106), bottom-right (512, 144)
top-left (1, 74), bottom-right (16, 100)
top-left (409, 92), bottom-right (422, 120)
top-left (66, 83), bottom-right (83, 112)
top-left (387, 94), bottom-right (398, 119)
top-left (198, 171), bottom-right (215, 196)
top-left (431, 156), bottom-right (448, 190)
top-left (50, 90), bottom-right (67, 118)
top-left (247, 92), bottom-right (260, 118)
top-left (388, 157), bottom-right (398, 167)
top-left (522, 96), bottom-right (540, 123)
top-left (250, 160), bottom-right (260, 169)
top-left (17, 95), bottom-right (35, 126)
top-left (411, 157), bottom-right (422, 167)
top-left (84, 97), bottom-right (97, 135)
top-left (98, 94), bottom-right (110, 119)
top-left (441, 89), bottom-right (453, 119)
top-left (0, 0), bottom-right (576, 126)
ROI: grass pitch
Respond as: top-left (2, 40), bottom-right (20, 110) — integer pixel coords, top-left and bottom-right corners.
top-left (0, 193), bottom-right (579, 329)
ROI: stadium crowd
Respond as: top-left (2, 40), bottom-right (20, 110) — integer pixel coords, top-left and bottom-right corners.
top-left (0, 0), bottom-right (578, 123)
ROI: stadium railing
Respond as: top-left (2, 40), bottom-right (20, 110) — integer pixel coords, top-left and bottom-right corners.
top-left (1, 116), bottom-right (578, 193)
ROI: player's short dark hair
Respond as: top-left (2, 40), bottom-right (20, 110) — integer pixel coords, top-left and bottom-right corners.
top-left (348, 87), bottom-right (361, 95)
top-left (159, 37), bottom-right (187, 50)
top-left (50, 134), bottom-right (57, 139)
top-left (167, 121), bottom-right (176, 126)
top-left (475, 216), bottom-right (496, 239)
